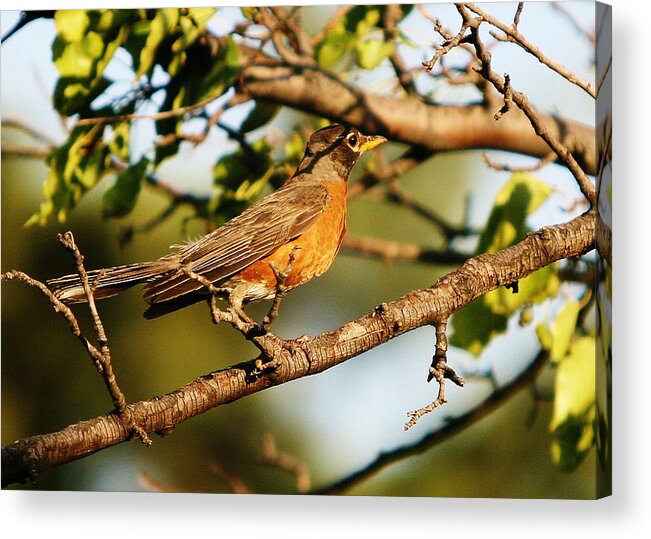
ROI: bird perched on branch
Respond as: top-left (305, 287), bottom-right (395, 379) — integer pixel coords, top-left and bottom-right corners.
top-left (48, 125), bottom-right (386, 319)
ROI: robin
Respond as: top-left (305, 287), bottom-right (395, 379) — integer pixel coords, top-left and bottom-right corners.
top-left (47, 125), bottom-right (386, 319)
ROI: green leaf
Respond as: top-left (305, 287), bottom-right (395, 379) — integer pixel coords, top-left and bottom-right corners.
top-left (355, 39), bottom-right (395, 69)
top-left (477, 172), bottom-right (553, 254)
top-left (210, 138), bottom-right (272, 226)
top-left (171, 8), bottom-right (216, 54)
top-left (107, 122), bottom-right (131, 161)
top-left (537, 300), bottom-right (582, 362)
top-left (449, 173), bottom-right (556, 356)
top-left (448, 298), bottom-right (508, 356)
top-left (154, 35), bottom-right (241, 164)
top-left (344, 5), bottom-right (382, 35)
top-left (240, 101), bottom-right (281, 133)
top-left (52, 10), bottom-right (131, 115)
top-left (550, 336), bottom-right (596, 471)
top-left (137, 8), bottom-right (180, 77)
top-left (317, 32), bottom-right (355, 69)
top-left (54, 10), bottom-right (90, 42)
top-left (27, 125), bottom-right (110, 225)
top-left (102, 158), bottom-right (149, 218)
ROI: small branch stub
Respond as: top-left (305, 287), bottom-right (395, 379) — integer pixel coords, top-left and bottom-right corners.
top-left (405, 321), bottom-right (465, 430)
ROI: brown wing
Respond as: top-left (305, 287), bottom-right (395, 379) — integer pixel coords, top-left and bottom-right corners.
top-left (142, 181), bottom-right (329, 304)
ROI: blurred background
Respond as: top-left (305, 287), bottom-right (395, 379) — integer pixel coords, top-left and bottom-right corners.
top-left (2, 2), bottom-right (598, 497)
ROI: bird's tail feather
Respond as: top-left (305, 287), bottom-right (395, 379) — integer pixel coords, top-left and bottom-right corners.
top-left (47, 261), bottom-right (167, 304)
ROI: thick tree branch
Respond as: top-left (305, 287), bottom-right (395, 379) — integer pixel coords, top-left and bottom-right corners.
top-left (235, 51), bottom-right (597, 175)
top-left (2, 211), bottom-right (595, 487)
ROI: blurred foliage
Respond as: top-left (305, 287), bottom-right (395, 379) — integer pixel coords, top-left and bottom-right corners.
top-left (449, 173), bottom-right (559, 355)
top-left (1, 4), bottom-right (600, 497)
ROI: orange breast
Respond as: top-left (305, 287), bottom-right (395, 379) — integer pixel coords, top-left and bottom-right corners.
top-left (234, 181), bottom-right (348, 293)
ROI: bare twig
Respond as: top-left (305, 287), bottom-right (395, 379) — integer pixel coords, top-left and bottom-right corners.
top-left (597, 55), bottom-right (612, 97)
top-left (493, 73), bottom-right (513, 120)
top-left (208, 459), bottom-right (252, 494)
top-left (56, 232), bottom-right (152, 445)
top-left (386, 180), bottom-right (477, 240)
top-left (405, 321), bottom-right (465, 430)
top-left (482, 150), bottom-right (557, 173)
top-left (341, 235), bottom-right (469, 267)
top-left (421, 15), bottom-right (474, 72)
top-left (2, 113), bottom-right (59, 146)
top-left (513, 2), bottom-right (525, 29)
top-left (75, 95), bottom-right (221, 127)
top-left (458, 5), bottom-right (596, 204)
top-left (259, 432), bottom-right (311, 493)
top-left (1, 144), bottom-right (51, 158)
top-left (383, 4), bottom-right (418, 95)
top-left (463, 3), bottom-right (596, 98)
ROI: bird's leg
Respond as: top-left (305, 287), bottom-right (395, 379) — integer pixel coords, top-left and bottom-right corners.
top-left (262, 246), bottom-right (301, 330)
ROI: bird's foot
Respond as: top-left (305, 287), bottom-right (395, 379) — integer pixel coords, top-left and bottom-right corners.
top-left (248, 333), bottom-right (311, 380)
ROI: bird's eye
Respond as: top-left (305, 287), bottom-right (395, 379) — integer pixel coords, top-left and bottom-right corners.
top-left (347, 133), bottom-right (358, 148)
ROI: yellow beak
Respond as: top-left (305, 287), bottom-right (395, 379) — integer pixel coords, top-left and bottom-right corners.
top-left (359, 135), bottom-right (387, 154)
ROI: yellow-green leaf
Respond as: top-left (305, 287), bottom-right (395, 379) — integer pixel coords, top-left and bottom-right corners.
top-left (138, 8), bottom-right (180, 77)
top-left (550, 336), bottom-right (596, 471)
top-left (54, 10), bottom-right (90, 42)
top-left (355, 39), bottom-right (395, 69)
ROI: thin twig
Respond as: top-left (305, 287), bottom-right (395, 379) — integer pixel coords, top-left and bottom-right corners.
top-left (341, 235), bottom-right (469, 267)
top-left (596, 55), bottom-right (612, 97)
top-left (383, 4), bottom-right (418, 95)
top-left (1, 144), bottom-right (51, 158)
top-left (386, 180), bottom-right (476, 240)
top-left (56, 232), bottom-right (152, 445)
top-left (482, 150), bottom-right (557, 173)
top-left (75, 95), bottom-right (220, 127)
top-left (463, 2), bottom-right (596, 98)
top-left (259, 432), bottom-right (311, 493)
top-left (458, 5), bottom-right (595, 204)
top-left (405, 321), bottom-right (465, 430)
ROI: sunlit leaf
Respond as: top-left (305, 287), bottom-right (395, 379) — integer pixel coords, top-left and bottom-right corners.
top-left (27, 125), bottom-right (110, 225)
top-left (478, 172), bottom-right (553, 255)
top-left (137, 8), bottom-right (180, 77)
top-left (538, 300), bottom-right (582, 362)
top-left (317, 32), bottom-right (355, 69)
top-left (107, 122), bottom-right (131, 161)
top-left (449, 173), bottom-right (556, 356)
top-left (550, 336), bottom-right (596, 471)
top-left (355, 39), bottom-right (395, 69)
top-left (448, 298), bottom-right (508, 356)
top-left (52, 10), bottom-right (130, 115)
top-left (171, 8), bottom-right (216, 54)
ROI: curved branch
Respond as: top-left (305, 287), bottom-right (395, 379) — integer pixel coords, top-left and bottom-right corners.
top-left (235, 53), bottom-right (597, 176)
top-left (2, 211), bottom-right (595, 487)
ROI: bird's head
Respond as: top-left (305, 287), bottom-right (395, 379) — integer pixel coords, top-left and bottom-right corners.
top-left (294, 125), bottom-right (387, 182)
